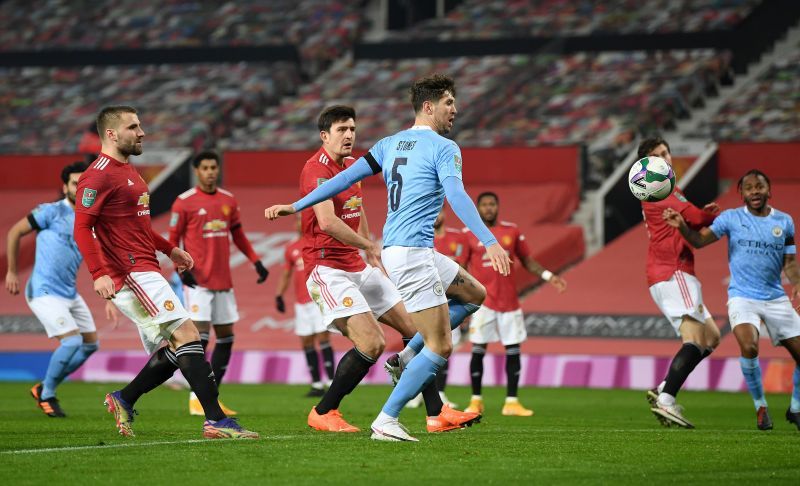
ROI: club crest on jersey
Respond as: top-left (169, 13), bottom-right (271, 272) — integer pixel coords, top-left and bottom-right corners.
top-left (342, 195), bottom-right (362, 211)
top-left (317, 178), bottom-right (328, 187)
top-left (502, 235), bottom-right (513, 246)
top-left (221, 204), bottom-right (231, 216)
top-left (772, 226), bottom-right (783, 238)
top-left (82, 188), bottom-right (97, 208)
top-left (433, 281), bottom-right (444, 296)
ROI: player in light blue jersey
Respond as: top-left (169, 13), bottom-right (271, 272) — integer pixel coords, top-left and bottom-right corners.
top-left (267, 74), bottom-right (511, 441)
top-left (4, 162), bottom-right (117, 417)
top-left (664, 169), bottom-right (800, 431)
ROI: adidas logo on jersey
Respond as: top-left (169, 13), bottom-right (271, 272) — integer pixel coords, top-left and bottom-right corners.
top-left (319, 153), bottom-right (330, 165)
top-left (198, 208), bottom-right (207, 215)
top-left (127, 179), bottom-right (134, 186)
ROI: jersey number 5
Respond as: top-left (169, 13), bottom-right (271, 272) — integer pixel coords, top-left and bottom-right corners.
top-left (389, 157), bottom-right (408, 212)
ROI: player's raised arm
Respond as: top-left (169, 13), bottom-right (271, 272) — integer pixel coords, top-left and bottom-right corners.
top-left (4, 216), bottom-right (35, 295)
top-left (265, 156), bottom-right (379, 221)
top-left (442, 176), bottom-right (510, 276)
top-left (662, 208), bottom-right (719, 249)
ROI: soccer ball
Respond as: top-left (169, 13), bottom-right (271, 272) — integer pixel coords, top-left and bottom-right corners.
top-left (628, 156), bottom-right (675, 202)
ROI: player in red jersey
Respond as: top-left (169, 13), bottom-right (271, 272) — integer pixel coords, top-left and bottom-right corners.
top-left (463, 191), bottom-right (567, 416)
top-left (73, 105), bottom-right (257, 439)
top-left (638, 136), bottom-right (721, 428)
top-left (299, 105), bottom-right (478, 435)
top-left (432, 208), bottom-right (469, 408)
top-left (275, 216), bottom-right (335, 397)
top-left (169, 150), bottom-right (269, 416)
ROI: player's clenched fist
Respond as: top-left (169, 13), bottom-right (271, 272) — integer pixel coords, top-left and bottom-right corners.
top-left (486, 243), bottom-right (512, 276)
top-left (94, 275), bottom-right (116, 299)
top-left (265, 204), bottom-right (296, 221)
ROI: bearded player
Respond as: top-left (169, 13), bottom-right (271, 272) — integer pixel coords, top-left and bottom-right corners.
top-left (463, 192), bottom-right (567, 416)
top-left (639, 136), bottom-right (721, 429)
top-left (169, 150), bottom-right (269, 416)
top-left (74, 105), bottom-right (257, 439)
top-left (5, 162), bottom-right (117, 417)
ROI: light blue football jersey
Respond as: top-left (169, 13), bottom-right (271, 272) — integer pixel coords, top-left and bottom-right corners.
top-left (25, 199), bottom-right (82, 299)
top-left (709, 206), bottom-right (796, 301)
top-left (366, 126), bottom-right (463, 247)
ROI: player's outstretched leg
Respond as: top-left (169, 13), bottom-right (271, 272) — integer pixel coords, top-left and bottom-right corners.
top-left (35, 334), bottom-right (84, 417)
top-left (105, 346), bottom-right (179, 437)
top-left (651, 342), bottom-right (705, 428)
top-left (172, 340), bottom-right (257, 439)
top-left (372, 348), bottom-right (448, 442)
top-left (308, 347), bottom-right (375, 432)
top-left (502, 345), bottom-right (533, 416)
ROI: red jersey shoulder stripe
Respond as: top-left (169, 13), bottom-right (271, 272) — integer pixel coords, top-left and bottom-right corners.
top-left (218, 187), bottom-right (234, 197)
top-left (93, 156), bottom-right (111, 170)
top-left (178, 188), bottom-right (197, 200)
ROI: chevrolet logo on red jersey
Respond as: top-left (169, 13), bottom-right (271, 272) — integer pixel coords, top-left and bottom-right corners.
top-left (137, 193), bottom-right (150, 207)
top-left (343, 195), bottom-right (362, 211)
top-left (203, 219), bottom-right (228, 231)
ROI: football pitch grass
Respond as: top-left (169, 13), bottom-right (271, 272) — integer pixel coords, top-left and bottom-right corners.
top-left (1, 383), bottom-right (799, 484)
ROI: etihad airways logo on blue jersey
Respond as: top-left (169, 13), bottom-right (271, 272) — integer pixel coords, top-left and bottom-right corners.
top-left (736, 239), bottom-right (784, 252)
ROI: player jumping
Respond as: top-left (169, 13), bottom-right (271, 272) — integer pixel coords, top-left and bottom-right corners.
top-left (169, 150), bottom-right (270, 416)
top-left (5, 162), bottom-right (117, 417)
top-left (664, 169), bottom-right (800, 431)
top-left (73, 105), bottom-right (257, 439)
top-left (463, 191), bottom-right (567, 417)
top-left (639, 137), bottom-right (721, 429)
top-left (266, 75), bottom-right (511, 441)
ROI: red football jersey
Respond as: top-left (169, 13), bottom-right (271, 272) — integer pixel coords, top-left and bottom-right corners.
top-left (642, 188), bottom-right (717, 286)
top-left (434, 227), bottom-right (468, 266)
top-left (464, 221), bottom-right (532, 312)
top-left (300, 148), bottom-right (366, 275)
top-left (169, 187), bottom-right (252, 290)
top-left (284, 238), bottom-right (311, 304)
top-left (75, 153), bottom-right (162, 290)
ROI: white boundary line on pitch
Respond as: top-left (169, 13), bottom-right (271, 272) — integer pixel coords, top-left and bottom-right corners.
top-left (1, 436), bottom-right (301, 455)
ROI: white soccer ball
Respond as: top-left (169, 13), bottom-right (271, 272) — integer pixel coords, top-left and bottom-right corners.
top-left (628, 156), bottom-right (676, 202)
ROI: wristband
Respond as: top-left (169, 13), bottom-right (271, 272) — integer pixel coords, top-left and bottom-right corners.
top-left (541, 270), bottom-right (553, 282)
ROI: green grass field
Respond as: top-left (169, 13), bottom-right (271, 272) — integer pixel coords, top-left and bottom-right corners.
top-left (1, 382), bottom-right (799, 484)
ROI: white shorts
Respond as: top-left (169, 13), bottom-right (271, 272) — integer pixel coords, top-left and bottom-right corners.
top-left (649, 271), bottom-right (712, 336)
top-left (184, 285), bottom-right (239, 324)
top-left (469, 306), bottom-right (527, 346)
top-left (728, 296), bottom-right (800, 346)
top-left (294, 301), bottom-right (326, 337)
top-left (26, 294), bottom-right (96, 338)
top-left (306, 264), bottom-right (402, 330)
top-left (381, 247), bottom-right (460, 313)
top-left (114, 271), bottom-right (191, 354)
